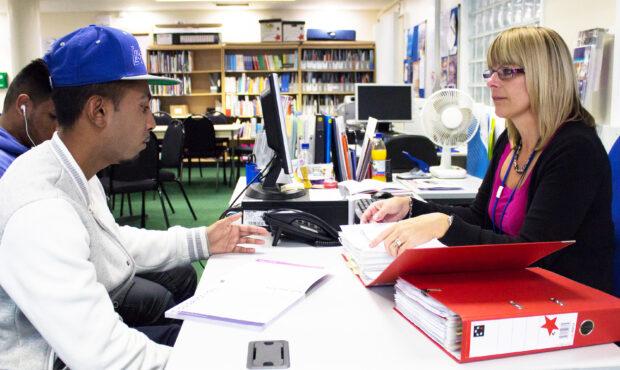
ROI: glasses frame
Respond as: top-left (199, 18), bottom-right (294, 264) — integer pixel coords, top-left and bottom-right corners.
top-left (483, 68), bottom-right (525, 81)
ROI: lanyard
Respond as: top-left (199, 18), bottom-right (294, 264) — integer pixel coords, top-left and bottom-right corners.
top-left (491, 143), bottom-right (536, 234)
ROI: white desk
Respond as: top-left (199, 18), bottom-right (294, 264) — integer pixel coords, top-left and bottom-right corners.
top-left (167, 245), bottom-right (620, 369)
top-left (153, 123), bottom-right (241, 140)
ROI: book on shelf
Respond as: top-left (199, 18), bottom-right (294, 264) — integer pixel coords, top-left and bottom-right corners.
top-left (225, 52), bottom-right (298, 72)
top-left (166, 258), bottom-right (329, 327)
top-left (394, 267), bottom-right (620, 363)
top-left (147, 50), bottom-right (194, 73)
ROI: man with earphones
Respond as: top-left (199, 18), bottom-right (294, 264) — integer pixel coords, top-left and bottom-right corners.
top-left (0, 59), bottom-right (57, 178)
top-left (0, 60), bottom-right (200, 332)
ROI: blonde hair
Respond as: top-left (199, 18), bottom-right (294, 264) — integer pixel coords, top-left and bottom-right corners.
top-left (486, 27), bottom-right (594, 150)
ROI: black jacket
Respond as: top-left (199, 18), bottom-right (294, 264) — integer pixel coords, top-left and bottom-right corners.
top-left (410, 121), bottom-right (614, 293)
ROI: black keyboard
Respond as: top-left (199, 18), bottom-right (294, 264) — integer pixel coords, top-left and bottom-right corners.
top-left (354, 198), bottom-right (375, 221)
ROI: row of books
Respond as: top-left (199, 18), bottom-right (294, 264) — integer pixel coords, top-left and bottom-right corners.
top-left (149, 98), bottom-right (161, 113)
top-left (223, 73), bottom-right (297, 94)
top-left (223, 94), bottom-right (262, 117)
top-left (303, 71), bottom-right (372, 84)
top-left (301, 49), bottom-right (374, 70)
top-left (237, 119), bottom-right (258, 140)
top-left (225, 53), bottom-right (297, 71)
top-left (284, 114), bottom-right (356, 181)
top-left (147, 50), bottom-right (194, 73)
top-left (301, 95), bottom-right (342, 116)
top-left (149, 75), bottom-right (192, 96)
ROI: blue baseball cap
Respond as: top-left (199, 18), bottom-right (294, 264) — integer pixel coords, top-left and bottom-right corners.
top-left (43, 25), bottom-right (179, 88)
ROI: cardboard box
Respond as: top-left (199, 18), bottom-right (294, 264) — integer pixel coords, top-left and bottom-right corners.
top-left (259, 19), bottom-right (282, 42)
top-left (170, 104), bottom-right (189, 118)
top-left (283, 21), bottom-right (305, 42)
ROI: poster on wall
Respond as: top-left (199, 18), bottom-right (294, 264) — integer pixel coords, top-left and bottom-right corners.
top-left (440, 6), bottom-right (459, 89)
top-left (403, 21), bottom-right (426, 98)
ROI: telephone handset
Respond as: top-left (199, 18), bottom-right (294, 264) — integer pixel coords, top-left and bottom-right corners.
top-left (262, 209), bottom-right (340, 247)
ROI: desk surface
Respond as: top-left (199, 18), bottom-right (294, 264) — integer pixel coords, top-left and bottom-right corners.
top-left (167, 245), bottom-right (620, 370)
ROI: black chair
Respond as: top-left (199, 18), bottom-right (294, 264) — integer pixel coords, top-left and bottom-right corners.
top-left (102, 132), bottom-right (170, 228)
top-left (207, 111), bottom-right (252, 186)
top-left (153, 111), bottom-right (174, 126)
top-left (183, 114), bottom-right (228, 191)
top-left (159, 121), bottom-right (197, 221)
top-left (385, 135), bottom-right (439, 173)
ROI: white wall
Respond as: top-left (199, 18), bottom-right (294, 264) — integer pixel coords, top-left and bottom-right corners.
top-left (40, 9), bottom-right (378, 42)
top-left (0, 12), bottom-right (10, 108)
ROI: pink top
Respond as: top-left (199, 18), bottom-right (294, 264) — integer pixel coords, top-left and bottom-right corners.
top-left (488, 143), bottom-right (532, 236)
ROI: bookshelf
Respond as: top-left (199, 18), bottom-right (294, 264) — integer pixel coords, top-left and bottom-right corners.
top-left (147, 44), bottom-right (223, 115)
top-left (146, 41), bottom-right (375, 135)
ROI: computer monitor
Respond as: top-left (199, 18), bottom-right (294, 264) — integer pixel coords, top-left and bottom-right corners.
top-left (355, 84), bottom-right (414, 132)
top-left (246, 73), bottom-right (305, 200)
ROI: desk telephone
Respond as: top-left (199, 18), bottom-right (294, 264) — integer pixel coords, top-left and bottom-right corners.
top-left (262, 209), bottom-right (340, 247)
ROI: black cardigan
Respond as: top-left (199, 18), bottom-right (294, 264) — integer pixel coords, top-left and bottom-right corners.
top-left (410, 121), bottom-right (614, 293)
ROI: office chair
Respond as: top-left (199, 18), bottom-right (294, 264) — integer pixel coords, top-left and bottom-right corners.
top-left (385, 135), bottom-right (439, 173)
top-left (153, 111), bottom-right (174, 126)
top-left (159, 120), bottom-right (197, 220)
top-left (183, 114), bottom-right (227, 191)
top-left (206, 110), bottom-right (251, 186)
top-left (102, 132), bottom-right (169, 228)
top-left (609, 136), bottom-right (620, 297)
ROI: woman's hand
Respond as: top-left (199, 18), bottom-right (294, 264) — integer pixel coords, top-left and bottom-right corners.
top-left (360, 196), bottom-right (410, 224)
top-left (369, 213), bottom-right (452, 257)
top-left (206, 213), bottom-right (270, 254)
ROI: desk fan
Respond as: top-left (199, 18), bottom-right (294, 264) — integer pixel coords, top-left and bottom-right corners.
top-left (421, 88), bottom-right (479, 178)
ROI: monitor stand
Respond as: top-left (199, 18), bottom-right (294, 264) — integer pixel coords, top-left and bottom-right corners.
top-left (376, 121), bottom-right (396, 140)
top-left (245, 154), bottom-right (306, 200)
top-left (246, 183), bottom-right (305, 200)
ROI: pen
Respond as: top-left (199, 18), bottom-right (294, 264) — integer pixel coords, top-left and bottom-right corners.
top-left (416, 187), bottom-right (463, 191)
top-left (401, 151), bottom-right (430, 172)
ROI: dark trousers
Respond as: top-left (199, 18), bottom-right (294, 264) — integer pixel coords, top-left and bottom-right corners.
top-left (113, 264), bottom-right (197, 345)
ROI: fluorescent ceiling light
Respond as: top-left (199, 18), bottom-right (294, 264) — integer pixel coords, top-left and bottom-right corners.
top-left (156, 0), bottom-right (294, 2)
top-left (216, 2), bottom-right (249, 5)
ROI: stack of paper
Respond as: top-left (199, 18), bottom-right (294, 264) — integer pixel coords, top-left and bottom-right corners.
top-left (340, 223), bottom-right (444, 285)
top-left (394, 277), bottom-right (462, 357)
top-left (340, 223), bottom-right (396, 284)
top-left (166, 258), bottom-right (328, 327)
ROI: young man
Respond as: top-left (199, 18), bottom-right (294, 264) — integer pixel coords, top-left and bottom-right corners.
top-left (0, 25), bottom-right (268, 369)
top-left (0, 59), bottom-right (199, 331)
top-left (0, 59), bottom-right (57, 177)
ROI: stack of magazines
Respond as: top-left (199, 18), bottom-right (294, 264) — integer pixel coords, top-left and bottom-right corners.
top-left (394, 277), bottom-right (462, 357)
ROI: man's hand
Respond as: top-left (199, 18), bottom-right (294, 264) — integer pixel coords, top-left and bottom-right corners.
top-left (206, 213), bottom-right (269, 254)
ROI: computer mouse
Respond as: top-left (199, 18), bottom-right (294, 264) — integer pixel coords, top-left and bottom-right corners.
top-left (372, 191), bottom-right (394, 200)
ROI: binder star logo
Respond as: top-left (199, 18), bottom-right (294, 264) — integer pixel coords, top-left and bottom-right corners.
top-left (541, 316), bottom-right (559, 335)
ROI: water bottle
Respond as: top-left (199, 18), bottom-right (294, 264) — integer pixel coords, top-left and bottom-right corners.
top-left (371, 133), bottom-right (387, 182)
top-left (299, 142), bottom-right (312, 166)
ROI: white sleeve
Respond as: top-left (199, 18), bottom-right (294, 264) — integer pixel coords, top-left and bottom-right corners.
top-left (117, 225), bottom-right (209, 274)
top-left (0, 199), bottom-right (171, 370)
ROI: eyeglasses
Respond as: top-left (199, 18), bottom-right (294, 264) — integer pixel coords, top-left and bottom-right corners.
top-left (482, 68), bottom-right (525, 81)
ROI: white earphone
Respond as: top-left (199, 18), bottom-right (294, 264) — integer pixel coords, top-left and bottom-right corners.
top-left (20, 104), bottom-right (36, 147)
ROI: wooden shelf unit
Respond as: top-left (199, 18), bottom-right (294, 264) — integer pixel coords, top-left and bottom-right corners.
top-left (146, 41), bottom-right (375, 119)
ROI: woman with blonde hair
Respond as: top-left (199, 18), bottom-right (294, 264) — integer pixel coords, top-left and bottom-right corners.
top-left (362, 27), bottom-right (614, 293)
